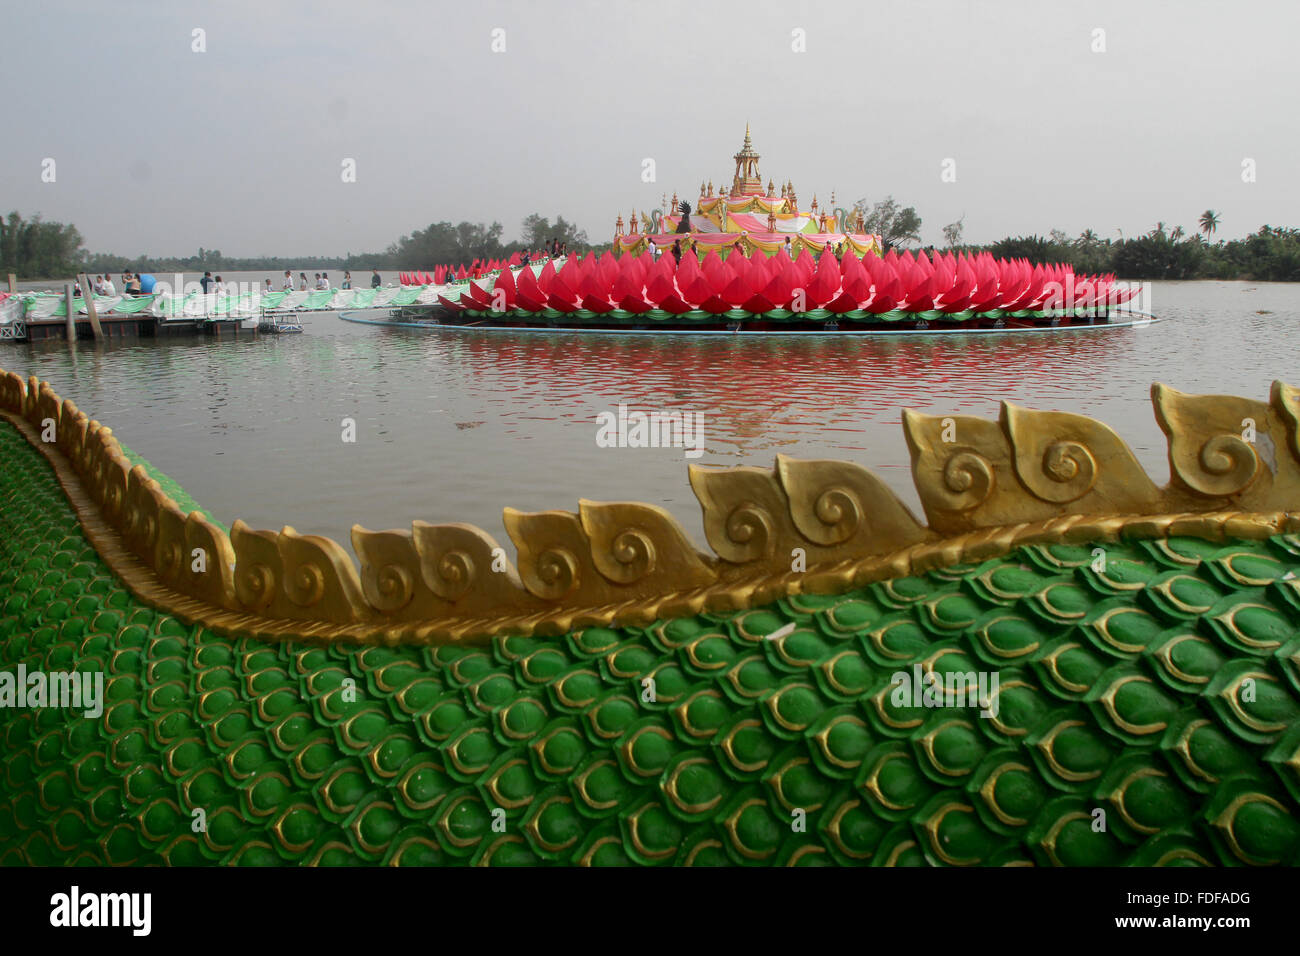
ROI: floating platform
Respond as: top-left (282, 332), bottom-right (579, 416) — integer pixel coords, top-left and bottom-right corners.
top-left (17, 314), bottom-right (256, 342)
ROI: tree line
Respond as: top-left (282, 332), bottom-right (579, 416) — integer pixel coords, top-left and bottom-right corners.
top-left (3, 204), bottom-right (1299, 282)
top-left (0, 212), bottom-right (591, 279)
top-left (876, 201), bottom-right (1300, 281)
top-left (975, 222), bottom-right (1300, 282)
top-left (0, 213), bottom-right (85, 279)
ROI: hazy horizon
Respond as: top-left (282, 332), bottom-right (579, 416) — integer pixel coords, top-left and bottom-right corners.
top-left (4, 0), bottom-right (1297, 258)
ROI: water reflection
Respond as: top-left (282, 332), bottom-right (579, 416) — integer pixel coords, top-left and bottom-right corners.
top-left (431, 327), bottom-right (1136, 452)
top-left (6, 282), bottom-right (1298, 551)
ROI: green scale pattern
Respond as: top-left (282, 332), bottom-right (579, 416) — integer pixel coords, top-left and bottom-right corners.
top-left (3, 420), bottom-right (1300, 866)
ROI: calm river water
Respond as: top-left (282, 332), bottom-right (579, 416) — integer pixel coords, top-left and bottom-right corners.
top-left (3, 281), bottom-right (1295, 553)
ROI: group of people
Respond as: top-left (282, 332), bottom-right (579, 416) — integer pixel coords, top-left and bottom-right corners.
top-left (199, 272), bottom-right (229, 294)
top-left (271, 269), bottom-right (381, 292)
top-left (82, 272), bottom-right (151, 296)
top-left (819, 241), bottom-right (848, 262)
top-left (519, 238), bottom-right (570, 269)
top-left (271, 270), bottom-right (339, 291)
top-left (76, 268), bottom-right (389, 299)
top-left (193, 269), bottom-right (388, 296)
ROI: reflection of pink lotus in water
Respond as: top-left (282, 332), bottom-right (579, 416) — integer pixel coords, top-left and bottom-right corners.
top-left (436, 249), bottom-right (1139, 319)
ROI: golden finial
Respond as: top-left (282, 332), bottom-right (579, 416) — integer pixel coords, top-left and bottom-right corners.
top-left (707, 180), bottom-right (713, 197)
top-left (671, 191), bottom-right (678, 211)
top-left (811, 194), bottom-right (818, 212)
top-left (615, 214), bottom-right (624, 237)
top-left (629, 210), bottom-right (639, 234)
top-left (767, 179), bottom-right (774, 195)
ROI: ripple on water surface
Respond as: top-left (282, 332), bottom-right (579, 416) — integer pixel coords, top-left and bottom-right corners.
top-left (9, 282), bottom-right (1297, 552)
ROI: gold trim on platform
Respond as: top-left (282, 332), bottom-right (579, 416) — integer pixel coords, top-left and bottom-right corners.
top-left (2, 367), bottom-right (1299, 646)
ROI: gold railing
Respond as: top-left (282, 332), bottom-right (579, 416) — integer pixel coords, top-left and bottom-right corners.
top-left (2, 366), bottom-right (1298, 646)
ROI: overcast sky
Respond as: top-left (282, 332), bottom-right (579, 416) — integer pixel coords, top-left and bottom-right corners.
top-left (4, 0), bottom-right (1297, 257)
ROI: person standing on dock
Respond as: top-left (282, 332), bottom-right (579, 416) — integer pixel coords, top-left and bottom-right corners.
top-left (671, 239), bottom-right (682, 265)
top-left (283, 270), bottom-right (294, 291)
top-left (299, 273), bottom-right (308, 290)
top-left (101, 274), bottom-right (115, 295)
top-left (265, 279), bottom-right (274, 293)
top-left (649, 238), bottom-right (660, 261)
top-left (342, 271), bottom-right (352, 290)
top-left (200, 271), bottom-right (214, 294)
top-left (124, 273), bottom-right (141, 295)
top-left (370, 269), bottom-right (381, 288)
top-left (320, 272), bottom-right (332, 290)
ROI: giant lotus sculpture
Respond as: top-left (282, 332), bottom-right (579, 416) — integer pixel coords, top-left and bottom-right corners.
top-left (435, 246), bottom-right (1143, 329)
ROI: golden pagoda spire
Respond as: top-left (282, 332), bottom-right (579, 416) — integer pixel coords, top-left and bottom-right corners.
top-left (732, 124), bottom-right (763, 196)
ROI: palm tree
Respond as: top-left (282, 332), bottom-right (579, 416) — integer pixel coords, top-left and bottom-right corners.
top-left (1199, 209), bottom-right (1220, 238)
top-left (1078, 228), bottom-right (1098, 244)
top-left (1171, 225), bottom-right (1185, 241)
